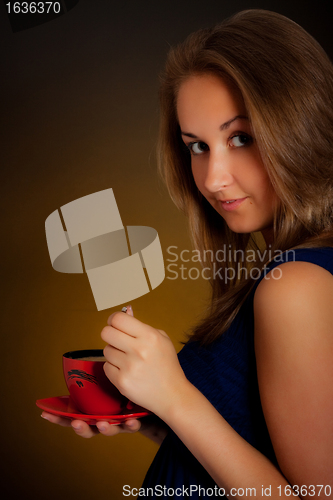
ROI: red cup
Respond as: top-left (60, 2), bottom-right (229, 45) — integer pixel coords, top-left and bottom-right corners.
top-left (63, 349), bottom-right (128, 415)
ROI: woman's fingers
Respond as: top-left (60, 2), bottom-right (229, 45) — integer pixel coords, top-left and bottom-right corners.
top-left (106, 311), bottom-right (150, 338)
top-left (107, 311), bottom-right (136, 329)
top-left (101, 326), bottom-right (133, 353)
top-left (41, 412), bottom-right (72, 427)
top-left (103, 355), bottom-right (124, 388)
top-left (103, 343), bottom-right (128, 369)
top-left (96, 419), bottom-right (141, 435)
top-left (41, 412), bottom-right (99, 438)
top-left (41, 412), bottom-right (142, 438)
top-left (70, 420), bottom-right (100, 438)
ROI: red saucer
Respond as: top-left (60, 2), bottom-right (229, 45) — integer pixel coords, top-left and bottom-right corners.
top-left (36, 396), bottom-right (151, 425)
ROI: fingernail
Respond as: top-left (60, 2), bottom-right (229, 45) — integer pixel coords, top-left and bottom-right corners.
top-left (97, 423), bottom-right (107, 432)
top-left (71, 422), bottom-right (82, 431)
top-left (41, 414), bottom-right (50, 421)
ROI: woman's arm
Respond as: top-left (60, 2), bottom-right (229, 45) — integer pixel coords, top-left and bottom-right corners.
top-left (102, 261), bottom-right (333, 498)
top-left (168, 262), bottom-right (333, 497)
top-left (254, 261), bottom-right (333, 488)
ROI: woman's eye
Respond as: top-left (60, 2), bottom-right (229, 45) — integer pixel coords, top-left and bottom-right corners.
top-left (188, 141), bottom-right (209, 155)
top-left (229, 134), bottom-right (253, 148)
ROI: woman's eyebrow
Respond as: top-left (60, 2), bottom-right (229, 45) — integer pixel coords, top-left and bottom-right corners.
top-left (181, 131), bottom-right (199, 139)
top-left (181, 115), bottom-right (249, 138)
top-left (220, 114), bottom-right (248, 130)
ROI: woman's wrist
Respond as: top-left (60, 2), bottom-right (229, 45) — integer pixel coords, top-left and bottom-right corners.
top-left (156, 376), bottom-right (203, 427)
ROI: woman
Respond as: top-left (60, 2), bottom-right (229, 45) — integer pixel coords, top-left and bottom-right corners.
top-left (42, 10), bottom-right (333, 497)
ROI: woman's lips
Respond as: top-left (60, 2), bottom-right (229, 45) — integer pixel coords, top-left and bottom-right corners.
top-left (220, 197), bottom-right (247, 212)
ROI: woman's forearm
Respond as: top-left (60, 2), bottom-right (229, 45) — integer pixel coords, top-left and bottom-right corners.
top-left (159, 380), bottom-right (293, 499)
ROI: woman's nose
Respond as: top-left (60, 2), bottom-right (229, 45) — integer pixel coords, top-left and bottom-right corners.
top-left (203, 151), bottom-right (234, 193)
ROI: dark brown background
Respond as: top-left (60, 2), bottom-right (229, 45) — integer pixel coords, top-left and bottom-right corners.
top-left (1, 0), bottom-right (331, 498)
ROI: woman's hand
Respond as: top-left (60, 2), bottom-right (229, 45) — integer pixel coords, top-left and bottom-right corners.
top-left (101, 309), bottom-right (189, 418)
top-left (41, 412), bottom-right (167, 444)
top-left (41, 412), bottom-right (142, 438)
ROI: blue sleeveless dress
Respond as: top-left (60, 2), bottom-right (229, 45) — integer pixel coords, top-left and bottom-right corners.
top-left (142, 247), bottom-right (333, 497)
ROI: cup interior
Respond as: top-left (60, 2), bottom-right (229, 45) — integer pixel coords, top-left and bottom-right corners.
top-left (63, 349), bottom-right (105, 360)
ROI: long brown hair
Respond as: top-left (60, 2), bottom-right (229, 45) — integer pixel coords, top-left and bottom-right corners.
top-left (158, 10), bottom-right (333, 344)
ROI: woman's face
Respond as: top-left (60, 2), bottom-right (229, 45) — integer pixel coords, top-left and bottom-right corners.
top-left (176, 74), bottom-right (278, 241)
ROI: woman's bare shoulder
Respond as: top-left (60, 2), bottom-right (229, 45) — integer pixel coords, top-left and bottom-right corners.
top-left (254, 258), bottom-right (333, 312)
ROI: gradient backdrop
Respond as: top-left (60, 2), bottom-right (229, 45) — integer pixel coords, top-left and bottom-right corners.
top-left (1, 0), bottom-right (331, 498)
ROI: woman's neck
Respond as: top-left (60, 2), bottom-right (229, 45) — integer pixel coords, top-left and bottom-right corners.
top-left (261, 227), bottom-right (274, 247)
